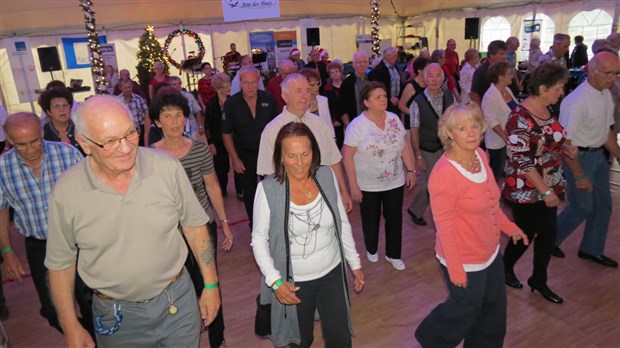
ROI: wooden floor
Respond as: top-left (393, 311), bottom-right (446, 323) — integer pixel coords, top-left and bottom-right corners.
top-left (2, 164), bottom-right (619, 348)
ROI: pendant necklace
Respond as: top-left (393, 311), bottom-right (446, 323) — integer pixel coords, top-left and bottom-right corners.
top-left (454, 152), bottom-right (481, 172)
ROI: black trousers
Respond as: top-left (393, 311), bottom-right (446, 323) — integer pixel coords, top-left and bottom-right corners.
top-left (360, 186), bottom-right (404, 259)
top-left (24, 238), bottom-right (95, 340)
top-left (212, 146), bottom-right (231, 194)
top-left (290, 264), bottom-right (351, 348)
top-left (184, 221), bottom-right (225, 347)
top-left (416, 254), bottom-right (507, 348)
top-left (236, 149), bottom-right (259, 226)
top-left (504, 201), bottom-right (557, 287)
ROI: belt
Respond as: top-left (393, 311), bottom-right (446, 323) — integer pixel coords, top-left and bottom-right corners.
top-left (94, 268), bottom-right (185, 302)
top-left (577, 146), bottom-right (603, 152)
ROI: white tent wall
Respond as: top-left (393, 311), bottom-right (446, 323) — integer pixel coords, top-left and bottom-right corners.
top-left (1, 0), bottom-right (617, 114)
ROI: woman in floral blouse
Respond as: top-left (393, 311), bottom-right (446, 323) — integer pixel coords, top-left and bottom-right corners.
top-left (502, 62), bottom-right (575, 304)
top-left (342, 81), bottom-right (416, 271)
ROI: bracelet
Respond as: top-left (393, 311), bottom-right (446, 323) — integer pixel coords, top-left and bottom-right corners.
top-left (407, 169), bottom-right (416, 174)
top-left (0, 247), bottom-right (13, 254)
top-left (574, 175), bottom-right (587, 181)
top-left (416, 155), bottom-right (423, 159)
top-left (204, 281), bottom-right (219, 289)
top-left (220, 219), bottom-right (229, 224)
top-left (539, 189), bottom-right (553, 198)
top-left (271, 279), bottom-right (284, 291)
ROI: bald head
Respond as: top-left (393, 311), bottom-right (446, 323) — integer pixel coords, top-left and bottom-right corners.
top-left (587, 51), bottom-right (620, 91)
top-left (3, 112), bottom-right (41, 137)
top-left (278, 59), bottom-right (297, 77)
top-left (73, 95), bottom-right (133, 137)
top-left (607, 32), bottom-right (620, 50)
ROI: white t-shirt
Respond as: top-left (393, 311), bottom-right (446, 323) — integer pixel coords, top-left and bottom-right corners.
top-left (344, 111), bottom-right (407, 192)
top-left (560, 80), bottom-right (614, 148)
top-left (251, 170), bottom-right (361, 286)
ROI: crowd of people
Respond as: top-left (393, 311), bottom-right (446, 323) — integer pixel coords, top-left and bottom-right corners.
top-left (0, 31), bottom-right (619, 347)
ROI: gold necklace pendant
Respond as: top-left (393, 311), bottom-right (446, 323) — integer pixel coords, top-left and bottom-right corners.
top-left (169, 304), bottom-right (178, 315)
top-left (306, 191), bottom-right (313, 199)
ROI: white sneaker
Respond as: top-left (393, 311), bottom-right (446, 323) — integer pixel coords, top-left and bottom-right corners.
top-left (386, 257), bottom-right (406, 270)
top-left (366, 251), bottom-right (379, 263)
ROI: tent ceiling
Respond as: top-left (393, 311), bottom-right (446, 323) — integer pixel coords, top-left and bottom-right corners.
top-left (1, 0), bottom-right (564, 37)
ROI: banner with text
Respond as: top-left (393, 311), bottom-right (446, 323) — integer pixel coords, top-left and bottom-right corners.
top-left (222, 0), bottom-right (280, 22)
top-left (5, 37), bottom-right (40, 104)
top-left (62, 36), bottom-right (107, 69)
top-left (274, 31), bottom-right (297, 66)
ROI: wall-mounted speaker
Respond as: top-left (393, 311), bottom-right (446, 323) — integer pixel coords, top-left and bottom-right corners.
top-left (306, 28), bottom-right (320, 47)
top-left (464, 18), bottom-right (480, 40)
top-left (37, 47), bottom-right (62, 72)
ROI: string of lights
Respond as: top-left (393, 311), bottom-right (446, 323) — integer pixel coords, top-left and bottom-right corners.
top-left (370, 0), bottom-right (381, 58)
top-left (79, 0), bottom-right (107, 94)
top-left (162, 28), bottom-right (206, 70)
top-left (137, 26), bottom-right (169, 75)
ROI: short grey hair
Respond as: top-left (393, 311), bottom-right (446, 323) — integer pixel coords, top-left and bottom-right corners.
top-left (553, 33), bottom-right (570, 44)
top-left (353, 50), bottom-right (369, 62)
top-left (383, 46), bottom-right (397, 56)
top-left (73, 95), bottom-right (132, 137)
top-left (530, 38), bottom-right (541, 47)
top-left (281, 73), bottom-right (308, 94)
top-left (424, 63), bottom-right (445, 80)
top-left (238, 66), bottom-right (260, 81)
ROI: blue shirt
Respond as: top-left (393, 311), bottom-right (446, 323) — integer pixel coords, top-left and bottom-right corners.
top-left (0, 141), bottom-right (83, 240)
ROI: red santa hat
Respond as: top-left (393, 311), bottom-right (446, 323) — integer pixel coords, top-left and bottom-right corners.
top-left (319, 48), bottom-right (328, 59)
top-left (289, 48), bottom-right (300, 56)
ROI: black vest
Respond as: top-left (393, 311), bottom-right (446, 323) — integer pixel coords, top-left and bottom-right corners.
top-left (414, 91), bottom-right (454, 152)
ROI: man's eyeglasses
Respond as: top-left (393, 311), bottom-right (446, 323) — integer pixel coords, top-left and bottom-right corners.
top-left (594, 69), bottom-right (620, 78)
top-left (81, 127), bottom-right (140, 151)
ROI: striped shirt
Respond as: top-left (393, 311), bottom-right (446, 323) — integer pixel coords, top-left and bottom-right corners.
top-left (0, 141), bottom-right (83, 240)
top-left (179, 141), bottom-right (215, 221)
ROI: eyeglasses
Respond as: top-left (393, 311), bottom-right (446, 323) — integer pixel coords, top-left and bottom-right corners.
top-left (82, 127), bottom-right (140, 151)
top-left (51, 104), bottom-right (71, 110)
top-left (594, 69), bottom-right (620, 78)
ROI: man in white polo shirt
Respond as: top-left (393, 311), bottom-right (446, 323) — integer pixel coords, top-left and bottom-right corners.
top-left (257, 73), bottom-right (352, 212)
top-left (553, 51), bottom-right (620, 267)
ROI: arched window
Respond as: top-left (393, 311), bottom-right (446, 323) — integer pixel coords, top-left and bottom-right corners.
top-left (568, 9), bottom-right (613, 59)
top-left (481, 16), bottom-right (511, 54)
top-left (520, 13), bottom-right (555, 54)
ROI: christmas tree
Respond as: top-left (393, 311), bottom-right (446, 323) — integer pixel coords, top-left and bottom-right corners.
top-left (136, 26), bottom-right (168, 98)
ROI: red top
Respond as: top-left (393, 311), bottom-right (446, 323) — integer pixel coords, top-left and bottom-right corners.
top-left (266, 75), bottom-right (285, 113)
top-left (198, 78), bottom-right (216, 105)
top-left (429, 149), bottom-right (520, 284)
top-left (444, 49), bottom-right (460, 79)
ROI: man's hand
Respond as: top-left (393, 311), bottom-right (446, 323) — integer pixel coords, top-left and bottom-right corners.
top-left (64, 323), bottom-right (95, 348)
top-left (1, 252), bottom-right (26, 281)
top-left (390, 96), bottom-right (399, 106)
top-left (208, 144), bottom-right (217, 156)
top-left (221, 224), bottom-right (234, 251)
top-left (575, 177), bottom-right (593, 191)
top-left (231, 157), bottom-right (245, 174)
top-left (199, 288), bottom-right (221, 326)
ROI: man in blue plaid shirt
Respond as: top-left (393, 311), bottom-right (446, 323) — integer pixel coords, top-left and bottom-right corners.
top-left (0, 112), bottom-right (93, 337)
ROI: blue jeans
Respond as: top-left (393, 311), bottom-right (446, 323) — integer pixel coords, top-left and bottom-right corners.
top-left (555, 149), bottom-right (612, 255)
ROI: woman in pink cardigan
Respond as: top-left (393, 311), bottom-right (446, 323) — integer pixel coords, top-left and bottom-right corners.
top-left (415, 104), bottom-right (528, 348)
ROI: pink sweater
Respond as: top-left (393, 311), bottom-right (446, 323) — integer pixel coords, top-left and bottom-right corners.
top-left (428, 149), bottom-right (520, 284)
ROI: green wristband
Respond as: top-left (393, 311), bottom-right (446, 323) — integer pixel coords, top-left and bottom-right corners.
top-left (574, 176), bottom-right (586, 181)
top-left (539, 190), bottom-right (553, 198)
top-left (0, 247), bottom-right (14, 254)
top-left (204, 281), bottom-right (219, 289)
top-left (271, 279), bottom-right (284, 291)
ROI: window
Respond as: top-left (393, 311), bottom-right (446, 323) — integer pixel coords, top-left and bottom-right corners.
top-left (481, 16), bottom-right (511, 53)
top-left (568, 9), bottom-right (613, 59)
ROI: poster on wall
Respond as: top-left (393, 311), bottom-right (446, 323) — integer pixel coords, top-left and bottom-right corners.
top-left (274, 31), bottom-right (297, 66)
top-left (521, 19), bottom-right (542, 52)
top-left (222, 0), bottom-right (280, 22)
top-left (249, 31), bottom-right (276, 72)
top-left (62, 36), bottom-right (107, 69)
top-left (5, 37), bottom-right (39, 105)
top-left (100, 43), bottom-right (118, 71)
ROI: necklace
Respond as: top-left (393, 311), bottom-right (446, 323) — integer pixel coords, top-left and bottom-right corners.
top-left (306, 191), bottom-right (313, 199)
top-left (288, 197), bottom-right (325, 259)
top-left (453, 152), bottom-right (481, 172)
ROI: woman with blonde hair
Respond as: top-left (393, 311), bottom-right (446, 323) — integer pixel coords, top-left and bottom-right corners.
top-left (416, 104), bottom-right (527, 347)
top-left (459, 48), bottom-right (480, 104)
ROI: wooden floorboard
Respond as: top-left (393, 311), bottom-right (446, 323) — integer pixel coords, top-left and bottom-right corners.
top-left (2, 163), bottom-right (619, 347)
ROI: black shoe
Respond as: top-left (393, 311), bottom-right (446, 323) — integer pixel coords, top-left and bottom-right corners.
top-left (505, 272), bottom-right (523, 289)
top-left (407, 209), bottom-right (427, 226)
top-left (0, 306), bottom-right (9, 321)
top-left (577, 251), bottom-right (618, 268)
top-left (528, 279), bottom-right (563, 304)
top-left (551, 246), bottom-right (565, 258)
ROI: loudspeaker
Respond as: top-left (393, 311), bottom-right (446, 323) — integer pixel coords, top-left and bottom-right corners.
top-left (464, 18), bottom-right (480, 40)
top-left (37, 47), bottom-right (62, 72)
top-left (306, 28), bottom-right (320, 47)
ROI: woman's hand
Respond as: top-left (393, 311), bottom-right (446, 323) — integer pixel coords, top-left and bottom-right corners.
top-left (352, 268), bottom-right (365, 293)
top-left (350, 185), bottom-right (363, 203)
top-left (511, 229), bottom-right (529, 246)
top-left (221, 223), bottom-right (233, 251)
top-left (405, 171), bottom-right (417, 190)
top-left (209, 144), bottom-right (217, 156)
top-left (542, 191), bottom-right (560, 208)
top-left (274, 281), bottom-right (301, 305)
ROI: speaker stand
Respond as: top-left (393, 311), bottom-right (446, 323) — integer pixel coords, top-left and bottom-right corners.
top-left (48, 70), bottom-right (55, 81)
